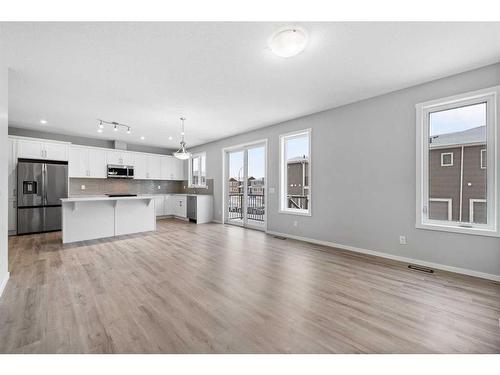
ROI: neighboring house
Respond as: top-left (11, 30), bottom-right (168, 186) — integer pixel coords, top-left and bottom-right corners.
top-left (429, 125), bottom-right (486, 223)
top-left (228, 177), bottom-right (241, 194)
top-left (248, 177), bottom-right (265, 195)
top-left (287, 155), bottom-right (309, 209)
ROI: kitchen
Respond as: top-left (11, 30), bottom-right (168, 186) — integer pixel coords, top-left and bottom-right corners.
top-left (8, 131), bottom-right (213, 243)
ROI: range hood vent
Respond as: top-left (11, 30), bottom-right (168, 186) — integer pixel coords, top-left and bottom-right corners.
top-left (113, 141), bottom-right (128, 150)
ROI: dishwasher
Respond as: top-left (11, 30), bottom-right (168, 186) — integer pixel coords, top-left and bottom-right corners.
top-left (187, 196), bottom-right (197, 223)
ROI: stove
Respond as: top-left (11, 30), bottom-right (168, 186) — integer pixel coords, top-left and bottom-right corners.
top-left (106, 194), bottom-right (138, 197)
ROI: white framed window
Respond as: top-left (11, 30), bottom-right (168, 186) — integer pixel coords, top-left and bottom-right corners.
top-left (480, 149), bottom-right (486, 169)
top-left (279, 129), bottom-right (311, 216)
top-left (416, 86), bottom-right (498, 237)
top-left (440, 152), bottom-right (453, 167)
top-left (188, 152), bottom-right (207, 188)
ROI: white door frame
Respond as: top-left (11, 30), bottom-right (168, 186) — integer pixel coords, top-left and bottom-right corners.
top-left (222, 138), bottom-right (268, 231)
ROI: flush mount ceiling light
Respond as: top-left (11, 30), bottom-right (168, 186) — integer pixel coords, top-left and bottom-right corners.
top-left (268, 27), bottom-right (308, 58)
top-left (172, 117), bottom-right (191, 160)
top-left (40, 119), bottom-right (47, 125)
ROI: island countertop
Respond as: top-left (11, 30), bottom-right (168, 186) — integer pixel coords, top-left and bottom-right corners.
top-left (60, 195), bottom-right (157, 203)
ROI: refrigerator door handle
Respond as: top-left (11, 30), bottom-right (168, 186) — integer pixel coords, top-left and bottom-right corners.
top-left (43, 163), bottom-right (48, 205)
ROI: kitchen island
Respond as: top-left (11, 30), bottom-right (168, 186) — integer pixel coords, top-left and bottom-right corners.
top-left (60, 195), bottom-right (156, 243)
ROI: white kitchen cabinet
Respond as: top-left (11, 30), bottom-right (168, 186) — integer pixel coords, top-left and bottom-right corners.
top-left (134, 153), bottom-right (162, 180)
top-left (160, 156), bottom-right (185, 181)
top-left (107, 150), bottom-right (134, 166)
top-left (69, 145), bottom-right (107, 178)
top-left (88, 148), bottom-right (107, 178)
top-left (154, 195), bottom-right (165, 216)
top-left (69, 146), bottom-right (88, 177)
top-left (163, 195), bottom-right (172, 215)
top-left (134, 153), bottom-right (148, 179)
top-left (160, 156), bottom-right (174, 180)
top-left (172, 195), bottom-right (187, 218)
top-left (173, 158), bottom-right (186, 180)
top-left (44, 142), bottom-right (69, 161)
top-left (148, 155), bottom-right (162, 180)
top-left (16, 138), bottom-right (44, 159)
top-left (17, 138), bottom-right (69, 161)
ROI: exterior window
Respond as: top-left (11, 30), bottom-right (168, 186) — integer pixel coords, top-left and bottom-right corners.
top-left (416, 87), bottom-right (498, 236)
top-left (480, 149), bottom-right (486, 169)
top-left (189, 152), bottom-right (206, 188)
top-left (280, 129), bottom-right (311, 215)
top-left (440, 152), bottom-right (453, 166)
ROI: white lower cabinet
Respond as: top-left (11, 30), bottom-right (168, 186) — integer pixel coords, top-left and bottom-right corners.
top-left (173, 196), bottom-right (187, 218)
top-left (154, 195), bottom-right (187, 218)
top-left (154, 196), bottom-right (164, 216)
top-left (164, 195), bottom-right (174, 216)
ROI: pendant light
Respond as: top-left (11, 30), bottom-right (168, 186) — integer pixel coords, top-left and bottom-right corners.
top-left (173, 117), bottom-right (191, 160)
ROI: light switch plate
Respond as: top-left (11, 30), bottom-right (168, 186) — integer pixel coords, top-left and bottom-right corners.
top-left (269, 187), bottom-right (275, 194)
top-left (81, 185), bottom-right (86, 190)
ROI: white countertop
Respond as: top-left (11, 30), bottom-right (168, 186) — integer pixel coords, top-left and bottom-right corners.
top-left (61, 193), bottom-right (211, 202)
top-left (61, 195), bottom-right (158, 202)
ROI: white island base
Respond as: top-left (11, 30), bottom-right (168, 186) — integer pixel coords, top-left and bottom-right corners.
top-left (61, 195), bottom-right (156, 244)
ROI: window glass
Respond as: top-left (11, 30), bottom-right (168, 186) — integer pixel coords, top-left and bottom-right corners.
top-left (428, 102), bottom-right (487, 223)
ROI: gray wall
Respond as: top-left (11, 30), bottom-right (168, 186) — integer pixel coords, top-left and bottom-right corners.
top-left (191, 63), bottom-right (500, 277)
top-left (8, 127), bottom-right (174, 155)
top-left (0, 59), bottom-right (8, 294)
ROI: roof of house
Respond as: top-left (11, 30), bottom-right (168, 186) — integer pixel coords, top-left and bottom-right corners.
top-left (429, 125), bottom-right (486, 148)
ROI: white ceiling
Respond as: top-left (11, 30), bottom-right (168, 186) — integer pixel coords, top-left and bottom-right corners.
top-left (1, 22), bottom-right (500, 148)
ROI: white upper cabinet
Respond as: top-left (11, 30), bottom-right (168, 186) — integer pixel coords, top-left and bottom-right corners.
top-left (17, 138), bottom-right (44, 159)
top-left (160, 156), bottom-right (174, 180)
top-left (17, 138), bottom-right (69, 161)
top-left (69, 145), bottom-right (107, 178)
top-left (106, 150), bottom-right (134, 166)
top-left (44, 142), bottom-right (69, 161)
top-left (134, 153), bottom-right (148, 179)
top-left (173, 158), bottom-right (186, 180)
top-left (134, 154), bottom-right (162, 180)
top-left (69, 146), bottom-right (88, 177)
top-left (88, 148), bottom-right (107, 178)
top-left (148, 155), bottom-right (162, 180)
top-left (161, 156), bottom-right (186, 180)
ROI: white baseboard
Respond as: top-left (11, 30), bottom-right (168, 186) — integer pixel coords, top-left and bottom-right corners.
top-left (266, 230), bottom-right (500, 282)
top-left (211, 219), bottom-right (223, 224)
top-left (0, 272), bottom-right (10, 298)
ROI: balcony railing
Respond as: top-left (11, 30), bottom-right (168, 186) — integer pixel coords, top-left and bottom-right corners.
top-left (287, 195), bottom-right (309, 210)
top-left (228, 193), bottom-right (265, 222)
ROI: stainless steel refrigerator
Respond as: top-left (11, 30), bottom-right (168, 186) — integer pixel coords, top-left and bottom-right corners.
top-left (17, 158), bottom-right (68, 235)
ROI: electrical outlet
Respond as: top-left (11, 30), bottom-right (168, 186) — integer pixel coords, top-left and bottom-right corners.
top-left (80, 185), bottom-right (86, 190)
top-left (157, 185), bottom-right (161, 190)
top-left (293, 220), bottom-right (298, 227)
top-left (399, 235), bottom-right (407, 245)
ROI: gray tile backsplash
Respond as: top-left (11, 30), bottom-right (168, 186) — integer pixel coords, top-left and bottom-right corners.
top-left (69, 178), bottom-right (214, 196)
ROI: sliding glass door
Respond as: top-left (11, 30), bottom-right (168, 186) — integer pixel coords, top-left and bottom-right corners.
top-left (225, 142), bottom-right (266, 230)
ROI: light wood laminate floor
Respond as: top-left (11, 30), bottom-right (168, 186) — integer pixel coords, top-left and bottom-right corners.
top-left (1, 219), bottom-right (499, 353)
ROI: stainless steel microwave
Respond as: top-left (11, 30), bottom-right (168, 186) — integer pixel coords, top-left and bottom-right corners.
top-left (107, 164), bottom-right (134, 179)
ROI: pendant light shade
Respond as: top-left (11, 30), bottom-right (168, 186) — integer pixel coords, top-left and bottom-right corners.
top-left (173, 117), bottom-right (191, 160)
